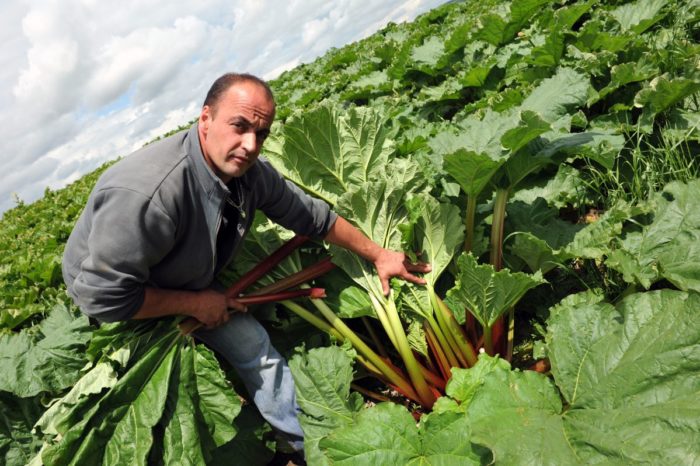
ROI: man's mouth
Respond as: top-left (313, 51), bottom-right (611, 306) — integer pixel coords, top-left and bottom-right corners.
top-left (230, 154), bottom-right (250, 164)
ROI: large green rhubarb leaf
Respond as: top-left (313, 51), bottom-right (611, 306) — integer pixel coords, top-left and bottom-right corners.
top-left (563, 200), bottom-right (648, 259)
top-left (331, 159), bottom-right (426, 296)
top-left (34, 361), bottom-right (119, 438)
top-left (289, 345), bottom-right (363, 466)
top-left (160, 344), bottom-right (240, 466)
top-left (264, 104), bottom-right (394, 205)
top-left (610, 0), bottom-right (669, 33)
top-left (319, 402), bottom-right (485, 465)
top-left (191, 344), bottom-right (240, 447)
top-left (443, 67), bottom-right (591, 197)
top-left (475, 0), bottom-right (551, 46)
top-left (506, 199), bottom-right (584, 272)
top-left (598, 59), bottom-right (659, 99)
top-left (607, 180), bottom-right (700, 292)
top-left (0, 393), bottom-right (44, 466)
top-left (635, 75), bottom-right (700, 131)
top-left (0, 303), bottom-right (92, 397)
top-left (443, 149), bottom-right (503, 198)
top-left (402, 193), bottom-right (464, 286)
top-left (519, 67), bottom-right (589, 125)
top-left (410, 36), bottom-right (447, 76)
top-left (458, 289), bottom-right (700, 464)
top-left (445, 253), bottom-right (545, 327)
top-left (39, 321), bottom-right (243, 466)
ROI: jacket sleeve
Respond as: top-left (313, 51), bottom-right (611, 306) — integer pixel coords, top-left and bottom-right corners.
top-left (254, 159), bottom-right (338, 238)
top-left (68, 187), bottom-right (177, 322)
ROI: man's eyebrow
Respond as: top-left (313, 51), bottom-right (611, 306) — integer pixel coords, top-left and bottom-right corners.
top-left (228, 115), bottom-right (251, 124)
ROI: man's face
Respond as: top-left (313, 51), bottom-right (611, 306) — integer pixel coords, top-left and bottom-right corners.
top-left (198, 81), bottom-right (275, 183)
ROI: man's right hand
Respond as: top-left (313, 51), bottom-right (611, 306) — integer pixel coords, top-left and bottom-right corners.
top-left (191, 289), bottom-right (247, 329)
top-left (133, 287), bottom-right (247, 329)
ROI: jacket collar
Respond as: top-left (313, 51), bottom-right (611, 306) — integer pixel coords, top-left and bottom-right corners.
top-left (185, 123), bottom-right (231, 200)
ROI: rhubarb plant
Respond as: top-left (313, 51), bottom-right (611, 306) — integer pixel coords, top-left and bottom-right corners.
top-left (460, 289), bottom-right (700, 464)
top-left (290, 288), bottom-right (700, 464)
top-left (329, 160), bottom-right (442, 407)
top-left (400, 192), bottom-right (477, 375)
top-left (445, 254), bottom-right (545, 355)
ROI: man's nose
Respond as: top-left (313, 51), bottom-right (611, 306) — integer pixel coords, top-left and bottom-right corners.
top-left (241, 132), bottom-right (258, 153)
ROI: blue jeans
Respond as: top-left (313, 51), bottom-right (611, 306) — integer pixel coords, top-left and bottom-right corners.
top-left (194, 312), bottom-right (304, 451)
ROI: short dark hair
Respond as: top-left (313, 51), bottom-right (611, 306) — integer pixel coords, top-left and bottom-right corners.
top-left (203, 73), bottom-right (275, 114)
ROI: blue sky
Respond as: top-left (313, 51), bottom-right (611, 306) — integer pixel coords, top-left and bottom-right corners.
top-left (0, 0), bottom-right (446, 215)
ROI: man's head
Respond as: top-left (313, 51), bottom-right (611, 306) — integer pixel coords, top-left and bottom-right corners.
top-left (198, 73), bottom-right (276, 183)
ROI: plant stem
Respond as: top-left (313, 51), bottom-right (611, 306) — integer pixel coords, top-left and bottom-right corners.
top-left (464, 195), bottom-right (477, 252)
top-left (434, 295), bottom-right (478, 366)
top-left (351, 383), bottom-right (391, 403)
top-left (248, 257), bottom-right (335, 296)
top-left (489, 188), bottom-right (509, 271)
top-left (180, 288), bottom-right (324, 335)
top-left (309, 298), bottom-right (420, 403)
top-left (225, 235), bottom-right (308, 298)
top-left (369, 293), bottom-right (399, 352)
top-left (483, 325), bottom-right (494, 356)
top-left (384, 296), bottom-right (436, 408)
top-left (424, 323), bottom-right (452, 380)
top-left (489, 188), bottom-right (509, 354)
top-left (362, 317), bottom-right (389, 359)
top-left (280, 300), bottom-right (343, 341)
top-left (417, 358), bottom-right (446, 392)
top-left (506, 307), bottom-right (515, 362)
top-left (426, 315), bottom-right (460, 369)
top-left (430, 291), bottom-right (468, 368)
top-left (237, 288), bottom-right (325, 304)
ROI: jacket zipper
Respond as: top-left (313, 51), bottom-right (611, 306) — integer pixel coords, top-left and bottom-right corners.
top-left (212, 197), bottom-right (225, 275)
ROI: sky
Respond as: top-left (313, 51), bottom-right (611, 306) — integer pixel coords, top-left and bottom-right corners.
top-left (0, 0), bottom-right (447, 216)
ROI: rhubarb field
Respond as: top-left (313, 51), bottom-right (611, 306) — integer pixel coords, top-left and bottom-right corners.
top-left (1, 0), bottom-right (699, 464)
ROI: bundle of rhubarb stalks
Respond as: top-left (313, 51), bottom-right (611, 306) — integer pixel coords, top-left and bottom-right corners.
top-left (212, 230), bottom-right (542, 413)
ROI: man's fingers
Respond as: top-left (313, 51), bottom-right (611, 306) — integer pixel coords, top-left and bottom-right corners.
top-left (227, 298), bottom-right (248, 312)
top-left (402, 272), bottom-right (427, 286)
top-left (381, 277), bottom-right (390, 296)
top-left (402, 254), bottom-right (432, 272)
top-left (405, 261), bottom-right (432, 273)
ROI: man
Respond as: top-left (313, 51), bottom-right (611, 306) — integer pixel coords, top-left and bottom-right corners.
top-left (62, 73), bottom-right (429, 453)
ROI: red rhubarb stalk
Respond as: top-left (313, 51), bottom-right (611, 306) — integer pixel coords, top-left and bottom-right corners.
top-left (417, 358), bottom-right (446, 392)
top-left (424, 323), bottom-right (452, 381)
top-left (248, 256), bottom-right (335, 296)
top-left (225, 235), bottom-right (309, 298)
top-left (237, 287), bottom-right (325, 304)
top-left (180, 288), bottom-right (324, 335)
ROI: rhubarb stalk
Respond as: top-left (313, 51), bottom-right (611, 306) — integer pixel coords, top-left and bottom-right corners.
top-left (180, 288), bottom-right (325, 335)
top-left (225, 235), bottom-right (309, 298)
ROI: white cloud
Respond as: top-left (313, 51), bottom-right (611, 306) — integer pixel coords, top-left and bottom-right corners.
top-left (302, 17), bottom-right (331, 47)
top-left (0, 0), bottom-right (447, 215)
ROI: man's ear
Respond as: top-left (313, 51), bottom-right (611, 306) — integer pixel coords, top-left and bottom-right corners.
top-left (199, 106), bottom-right (211, 134)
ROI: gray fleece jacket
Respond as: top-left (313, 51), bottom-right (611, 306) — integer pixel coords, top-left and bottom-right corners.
top-left (62, 124), bottom-right (337, 322)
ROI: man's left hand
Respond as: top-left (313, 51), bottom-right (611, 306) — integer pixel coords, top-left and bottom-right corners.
top-left (373, 248), bottom-right (431, 295)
